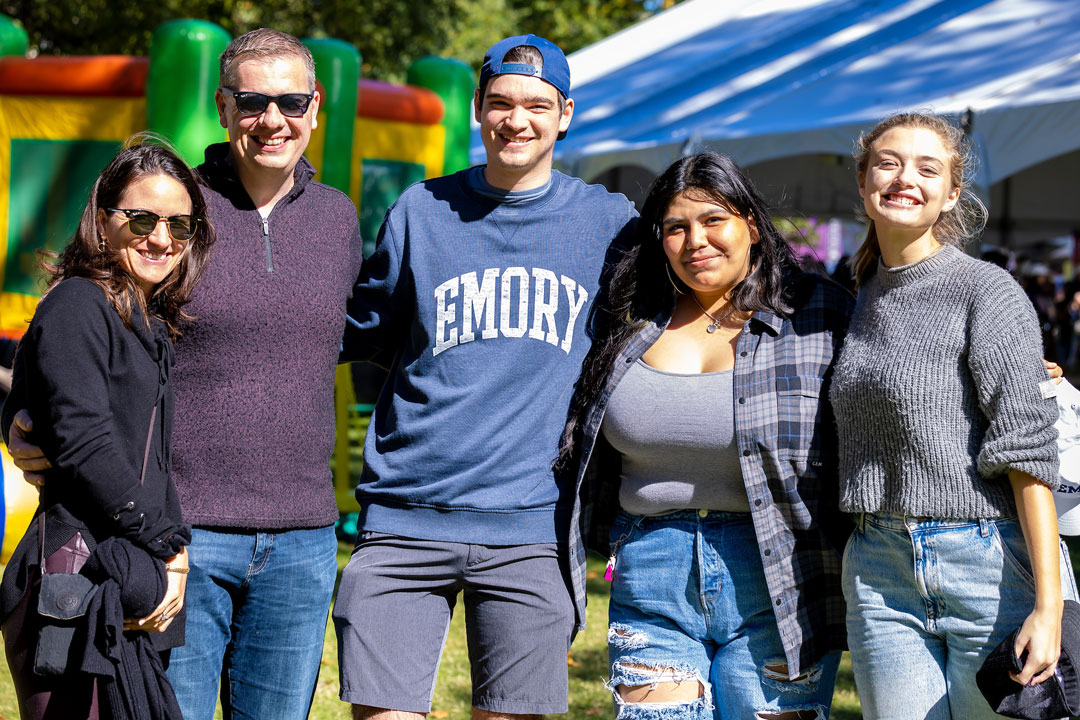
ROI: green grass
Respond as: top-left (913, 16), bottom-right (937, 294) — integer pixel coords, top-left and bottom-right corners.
top-left (0, 633), bottom-right (12, 720)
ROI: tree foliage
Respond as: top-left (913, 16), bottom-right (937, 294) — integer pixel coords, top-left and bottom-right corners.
top-left (3, 0), bottom-right (682, 82)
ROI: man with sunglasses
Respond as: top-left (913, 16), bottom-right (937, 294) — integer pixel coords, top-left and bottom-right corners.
top-left (6, 27), bottom-right (362, 720)
top-left (333, 35), bottom-right (635, 720)
top-left (165, 28), bottom-right (362, 720)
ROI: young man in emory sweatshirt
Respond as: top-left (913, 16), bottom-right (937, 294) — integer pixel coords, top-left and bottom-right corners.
top-left (333, 35), bottom-right (636, 720)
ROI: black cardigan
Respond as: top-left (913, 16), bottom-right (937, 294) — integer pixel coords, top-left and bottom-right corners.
top-left (1, 277), bottom-right (189, 649)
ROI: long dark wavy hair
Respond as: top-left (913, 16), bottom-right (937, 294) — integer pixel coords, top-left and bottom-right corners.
top-left (43, 137), bottom-right (215, 339)
top-left (554, 152), bottom-right (798, 474)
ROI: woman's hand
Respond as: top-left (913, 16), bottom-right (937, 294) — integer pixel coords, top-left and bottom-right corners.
top-left (123, 546), bottom-right (188, 633)
top-left (1010, 471), bottom-right (1065, 685)
top-left (8, 409), bottom-right (51, 487)
top-left (1011, 604), bottom-right (1063, 685)
top-left (1045, 359), bottom-right (1063, 383)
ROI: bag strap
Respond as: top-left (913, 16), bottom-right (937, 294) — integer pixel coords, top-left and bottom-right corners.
top-left (39, 402), bottom-right (159, 574)
top-left (139, 404), bottom-right (157, 487)
top-left (38, 505), bottom-right (45, 575)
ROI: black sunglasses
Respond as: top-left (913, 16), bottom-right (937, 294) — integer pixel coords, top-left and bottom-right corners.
top-left (221, 88), bottom-right (314, 118)
top-left (105, 208), bottom-right (197, 242)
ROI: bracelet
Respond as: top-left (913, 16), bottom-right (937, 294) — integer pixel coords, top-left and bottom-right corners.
top-left (165, 565), bottom-right (189, 575)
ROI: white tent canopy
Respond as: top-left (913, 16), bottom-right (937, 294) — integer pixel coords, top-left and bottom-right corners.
top-left (473, 0), bottom-right (1080, 246)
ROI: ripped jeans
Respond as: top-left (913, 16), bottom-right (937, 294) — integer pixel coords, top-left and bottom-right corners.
top-left (607, 510), bottom-right (840, 720)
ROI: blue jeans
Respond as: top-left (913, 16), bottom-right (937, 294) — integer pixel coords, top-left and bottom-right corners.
top-left (166, 526), bottom-right (338, 720)
top-left (607, 510), bottom-right (840, 720)
top-left (843, 513), bottom-right (1080, 720)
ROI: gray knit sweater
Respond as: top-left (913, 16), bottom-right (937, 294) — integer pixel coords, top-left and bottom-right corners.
top-left (830, 245), bottom-right (1058, 519)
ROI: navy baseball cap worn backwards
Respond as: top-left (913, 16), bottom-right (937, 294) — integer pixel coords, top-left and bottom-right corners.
top-left (480, 34), bottom-right (571, 100)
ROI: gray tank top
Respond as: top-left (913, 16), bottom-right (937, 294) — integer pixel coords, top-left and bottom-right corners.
top-left (601, 359), bottom-right (749, 515)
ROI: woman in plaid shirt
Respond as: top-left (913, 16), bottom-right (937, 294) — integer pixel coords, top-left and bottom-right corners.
top-left (556, 152), bottom-right (854, 720)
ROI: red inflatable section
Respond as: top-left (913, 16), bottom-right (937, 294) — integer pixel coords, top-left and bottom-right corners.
top-left (0, 56), bottom-right (149, 97)
top-left (358, 79), bottom-right (443, 124)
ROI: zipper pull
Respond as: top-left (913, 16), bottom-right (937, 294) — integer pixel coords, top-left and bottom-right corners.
top-left (604, 554), bottom-right (616, 581)
top-left (261, 216), bottom-right (274, 272)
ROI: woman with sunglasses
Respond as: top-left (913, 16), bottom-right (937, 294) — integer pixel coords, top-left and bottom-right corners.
top-left (557, 152), bottom-right (853, 719)
top-left (831, 112), bottom-right (1072, 718)
top-left (0, 139), bottom-right (214, 719)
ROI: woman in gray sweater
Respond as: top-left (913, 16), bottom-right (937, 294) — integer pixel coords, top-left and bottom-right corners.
top-left (830, 112), bottom-right (1072, 718)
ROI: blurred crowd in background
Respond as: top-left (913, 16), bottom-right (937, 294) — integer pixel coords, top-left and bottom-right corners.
top-left (1012, 258), bottom-right (1080, 374)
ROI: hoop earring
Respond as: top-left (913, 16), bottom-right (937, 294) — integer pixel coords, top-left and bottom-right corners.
top-left (665, 264), bottom-right (685, 295)
top-left (97, 235), bottom-right (108, 253)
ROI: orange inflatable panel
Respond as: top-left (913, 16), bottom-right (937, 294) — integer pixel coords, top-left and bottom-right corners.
top-left (0, 56), bottom-right (149, 97)
top-left (358, 79), bottom-right (443, 125)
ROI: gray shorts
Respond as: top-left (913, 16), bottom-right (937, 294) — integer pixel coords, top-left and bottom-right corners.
top-left (333, 531), bottom-right (575, 714)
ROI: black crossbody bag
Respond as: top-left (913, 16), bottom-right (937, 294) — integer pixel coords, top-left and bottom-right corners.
top-left (33, 404), bottom-right (157, 676)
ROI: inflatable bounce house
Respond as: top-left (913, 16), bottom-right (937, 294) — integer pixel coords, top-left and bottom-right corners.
top-left (0, 16), bottom-right (474, 559)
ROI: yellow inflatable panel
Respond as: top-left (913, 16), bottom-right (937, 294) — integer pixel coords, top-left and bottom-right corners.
top-left (2, 443), bottom-right (37, 564)
top-left (0, 95), bottom-right (144, 338)
top-left (350, 117), bottom-right (445, 207)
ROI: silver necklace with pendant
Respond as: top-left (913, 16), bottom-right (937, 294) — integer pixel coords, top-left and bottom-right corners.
top-left (689, 293), bottom-right (735, 334)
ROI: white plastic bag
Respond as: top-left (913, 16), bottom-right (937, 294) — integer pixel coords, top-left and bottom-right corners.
top-left (1052, 379), bottom-right (1080, 534)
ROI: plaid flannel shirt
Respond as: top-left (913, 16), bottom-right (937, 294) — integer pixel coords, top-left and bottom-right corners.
top-left (565, 273), bottom-right (855, 678)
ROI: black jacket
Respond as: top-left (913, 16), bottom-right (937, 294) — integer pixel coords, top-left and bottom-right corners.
top-left (1, 277), bottom-right (189, 649)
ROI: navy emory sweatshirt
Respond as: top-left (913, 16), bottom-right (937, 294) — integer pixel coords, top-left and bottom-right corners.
top-left (343, 167), bottom-right (636, 545)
